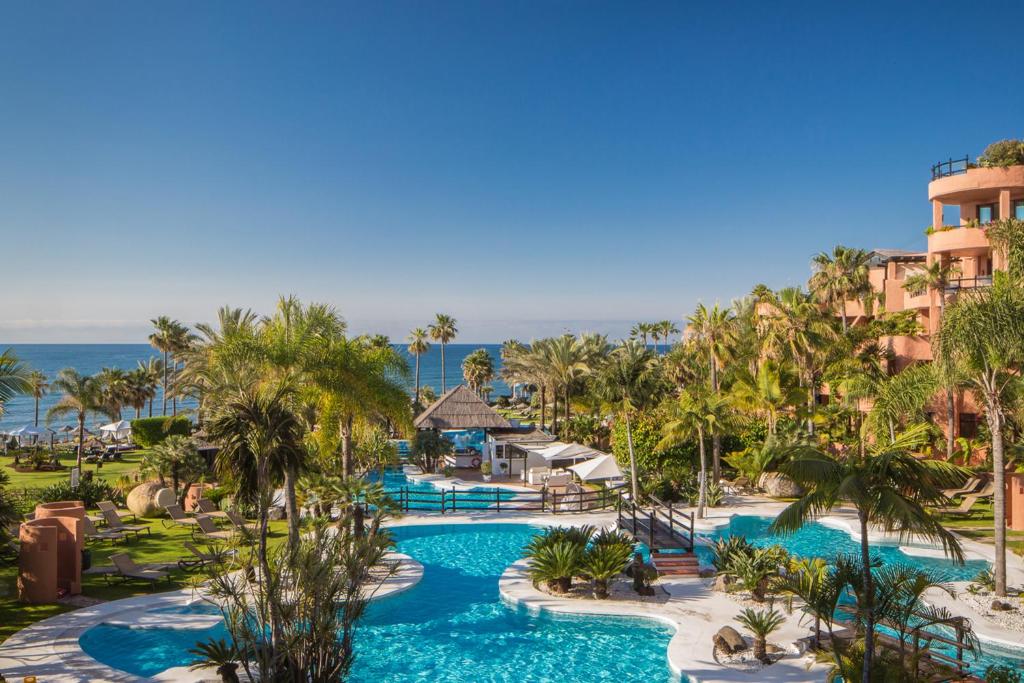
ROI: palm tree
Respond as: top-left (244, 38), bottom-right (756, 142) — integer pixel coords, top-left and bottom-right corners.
top-left (27, 370), bottom-right (48, 427)
top-left (809, 245), bottom-right (871, 332)
top-left (97, 367), bottom-right (130, 419)
top-left (461, 348), bottom-right (494, 396)
top-left (771, 427), bottom-right (967, 681)
top-left (630, 323), bottom-right (651, 347)
top-left (428, 314), bottom-right (457, 392)
top-left (46, 369), bottom-right (114, 472)
top-left (125, 367), bottom-right (153, 419)
top-left (138, 357), bottom-right (164, 417)
top-left (933, 276), bottom-right (1024, 596)
top-left (686, 303), bottom-right (737, 482)
top-left (658, 386), bottom-right (730, 518)
top-left (596, 341), bottom-right (661, 501)
top-left (734, 608), bottom-right (785, 664)
top-left (169, 320), bottom-right (197, 416)
top-left (407, 328), bottom-right (430, 405)
top-left (0, 349), bottom-right (30, 417)
top-left (149, 316), bottom-right (177, 415)
top-left (776, 557), bottom-right (844, 649)
top-left (658, 320), bottom-right (680, 350)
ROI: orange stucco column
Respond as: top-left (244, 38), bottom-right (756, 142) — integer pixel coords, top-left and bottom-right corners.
top-left (1000, 189), bottom-right (1012, 221)
top-left (932, 200), bottom-right (943, 229)
top-left (1008, 473), bottom-right (1024, 531)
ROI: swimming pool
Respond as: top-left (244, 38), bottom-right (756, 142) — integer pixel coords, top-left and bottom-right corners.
top-left (366, 467), bottom-right (521, 510)
top-left (79, 524), bottom-right (678, 681)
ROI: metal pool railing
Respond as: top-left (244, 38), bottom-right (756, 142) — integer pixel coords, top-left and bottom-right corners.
top-left (385, 485), bottom-right (622, 514)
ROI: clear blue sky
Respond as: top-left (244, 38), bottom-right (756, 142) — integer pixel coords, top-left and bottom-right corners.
top-left (2, 1), bottom-right (1022, 342)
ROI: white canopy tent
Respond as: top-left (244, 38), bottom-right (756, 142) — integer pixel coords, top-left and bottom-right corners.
top-left (522, 442), bottom-right (605, 470)
top-left (99, 420), bottom-right (133, 439)
top-left (567, 454), bottom-right (623, 482)
top-left (7, 424), bottom-right (54, 445)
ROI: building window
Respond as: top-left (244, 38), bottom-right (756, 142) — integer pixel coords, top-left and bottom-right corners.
top-left (1016, 200), bottom-right (1024, 221)
top-left (958, 413), bottom-right (978, 439)
top-left (977, 204), bottom-right (997, 224)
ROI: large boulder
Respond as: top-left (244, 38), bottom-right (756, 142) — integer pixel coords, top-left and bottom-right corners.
top-left (127, 482), bottom-right (176, 518)
top-left (713, 626), bottom-right (748, 654)
top-left (759, 471), bottom-right (804, 498)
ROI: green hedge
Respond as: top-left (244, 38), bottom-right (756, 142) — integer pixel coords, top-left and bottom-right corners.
top-left (130, 416), bottom-right (192, 447)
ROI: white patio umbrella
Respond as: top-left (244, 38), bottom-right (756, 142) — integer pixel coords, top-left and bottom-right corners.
top-left (8, 424), bottom-right (54, 444)
top-left (568, 454), bottom-right (623, 482)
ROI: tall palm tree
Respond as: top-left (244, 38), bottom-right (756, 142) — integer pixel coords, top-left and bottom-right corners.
top-left (47, 369), bottom-right (114, 471)
top-left (904, 259), bottom-right (961, 459)
top-left (169, 321), bottom-right (198, 416)
top-left (771, 426), bottom-right (967, 681)
top-left (0, 349), bottom-right (31, 418)
top-left (27, 370), bottom-right (48, 427)
top-left (428, 314), bottom-right (457, 393)
top-left (687, 303), bottom-right (737, 482)
top-left (138, 357), bottom-right (164, 417)
top-left (125, 367), bottom-right (152, 419)
top-left (933, 276), bottom-right (1024, 596)
top-left (596, 340), bottom-right (661, 501)
top-left (407, 328), bottom-right (430, 405)
top-left (630, 323), bottom-right (651, 347)
top-left (729, 361), bottom-right (803, 435)
top-left (659, 320), bottom-right (680, 350)
top-left (461, 348), bottom-right (495, 396)
top-left (658, 386), bottom-right (730, 518)
top-left (149, 316), bottom-right (177, 415)
top-left (809, 245), bottom-right (871, 332)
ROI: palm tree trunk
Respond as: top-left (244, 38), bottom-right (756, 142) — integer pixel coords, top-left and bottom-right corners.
top-left (552, 393), bottom-right (559, 434)
top-left (414, 353), bottom-right (421, 404)
top-left (76, 414), bottom-right (85, 473)
top-left (148, 395), bottom-right (153, 417)
top-left (172, 359), bottom-right (178, 416)
top-left (440, 343), bottom-right (446, 392)
top-left (161, 350), bottom-right (168, 415)
top-left (710, 356), bottom-right (722, 482)
top-left (540, 385), bottom-right (547, 431)
top-left (697, 425), bottom-right (707, 519)
top-left (341, 414), bottom-right (354, 478)
top-left (989, 406), bottom-right (1007, 596)
top-left (283, 461), bottom-right (300, 549)
top-left (858, 510), bottom-right (875, 683)
top-left (34, 397), bottom-right (39, 427)
top-left (624, 410), bottom-right (640, 502)
top-left (840, 306), bottom-right (848, 333)
top-left (565, 387), bottom-right (570, 425)
top-left (945, 389), bottom-right (955, 461)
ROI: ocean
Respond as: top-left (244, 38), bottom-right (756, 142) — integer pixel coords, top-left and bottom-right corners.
top-left (0, 343), bottom-right (507, 431)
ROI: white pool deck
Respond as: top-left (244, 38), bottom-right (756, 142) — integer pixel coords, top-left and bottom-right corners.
top-left (2, 496), bottom-right (1023, 682)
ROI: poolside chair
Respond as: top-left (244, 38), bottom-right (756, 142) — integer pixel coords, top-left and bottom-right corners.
top-left (225, 510), bottom-right (257, 535)
top-left (177, 541), bottom-right (231, 571)
top-left (195, 498), bottom-right (229, 519)
top-left (106, 553), bottom-right (171, 588)
top-left (162, 503), bottom-right (200, 529)
top-left (83, 517), bottom-right (127, 544)
top-left (941, 476), bottom-right (985, 500)
top-left (934, 484), bottom-right (993, 517)
top-left (100, 506), bottom-right (150, 539)
top-left (194, 514), bottom-right (235, 542)
top-left (97, 501), bottom-right (136, 523)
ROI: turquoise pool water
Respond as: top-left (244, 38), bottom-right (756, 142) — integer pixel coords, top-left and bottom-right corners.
top-left (79, 524), bottom-right (677, 681)
top-left (366, 468), bottom-right (520, 510)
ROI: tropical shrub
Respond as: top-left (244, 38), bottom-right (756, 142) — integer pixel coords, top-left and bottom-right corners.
top-left (140, 435), bottom-right (208, 505)
top-left (977, 139), bottom-right (1024, 168)
top-left (581, 542), bottom-right (632, 599)
top-left (527, 541), bottom-right (583, 593)
top-left (710, 535), bottom-right (755, 572)
top-left (526, 525), bottom-right (596, 555)
top-left (130, 416), bottom-right (191, 447)
top-left (610, 410), bottom-right (696, 475)
top-left (705, 481), bottom-right (724, 507)
top-left (734, 608), bottom-right (785, 664)
top-left (0, 471), bottom-right (19, 546)
top-left (38, 478), bottom-right (120, 508)
top-left (714, 541), bottom-right (788, 602)
top-left (985, 665), bottom-right (1024, 683)
top-left (409, 429), bottom-right (452, 473)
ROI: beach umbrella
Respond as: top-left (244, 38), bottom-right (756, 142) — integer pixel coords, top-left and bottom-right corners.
top-left (99, 420), bottom-right (132, 439)
top-left (568, 454), bottom-right (623, 482)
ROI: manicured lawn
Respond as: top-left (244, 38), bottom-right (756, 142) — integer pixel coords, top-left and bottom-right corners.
top-left (938, 501), bottom-right (1024, 557)
top-left (1, 451), bottom-right (148, 489)
top-left (0, 512), bottom-right (288, 643)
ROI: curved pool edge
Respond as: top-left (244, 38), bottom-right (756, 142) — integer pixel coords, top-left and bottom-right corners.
top-left (0, 552), bottom-right (424, 682)
top-left (498, 557), bottom-right (827, 683)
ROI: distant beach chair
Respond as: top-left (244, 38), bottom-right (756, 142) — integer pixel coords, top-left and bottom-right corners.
top-left (941, 476), bottom-right (984, 500)
top-left (106, 553), bottom-right (171, 588)
top-left (195, 514), bottom-right (235, 542)
top-left (97, 501), bottom-right (137, 524)
top-left (226, 510), bottom-right (256, 535)
top-left (935, 484), bottom-right (994, 517)
top-left (83, 517), bottom-right (127, 544)
top-left (178, 541), bottom-right (230, 571)
top-left (195, 498), bottom-right (229, 519)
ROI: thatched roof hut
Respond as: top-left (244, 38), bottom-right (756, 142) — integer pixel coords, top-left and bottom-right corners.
top-left (413, 385), bottom-right (512, 431)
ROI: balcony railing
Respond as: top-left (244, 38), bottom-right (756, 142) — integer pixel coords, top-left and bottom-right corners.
top-left (944, 275), bottom-right (993, 292)
top-left (931, 156), bottom-right (971, 181)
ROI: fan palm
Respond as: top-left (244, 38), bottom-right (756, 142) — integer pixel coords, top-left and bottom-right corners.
top-left (406, 328), bottom-right (430, 405)
top-left (933, 275), bottom-right (1024, 596)
top-left (461, 348), bottom-right (495, 396)
top-left (686, 303), bottom-right (737, 481)
top-left (27, 370), bottom-right (48, 427)
top-left (658, 320), bottom-right (680, 350)
top-left (809, 245), bottom-right (871, 331)
top-left (658, 386), bottom-right (730, 518)
top-left (428, 313), bottom-right (457, 392)
top-left (46, 369), bottom-right (115, 471)
top-left (138, 357), bottom-right (164, 417)
top-left (596, 341), bottom-right (662, 501)
top-left (149, 316), bottom-right (177, 415)
top-left (770, 427), bottom-right (967, 681)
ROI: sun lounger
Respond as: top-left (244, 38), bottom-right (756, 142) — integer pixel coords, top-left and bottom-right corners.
top-left (83, 517), bottom-right (127, 544)
top-left (177, 541), bottom-right (230, 570)
top-left (105, 553), bottom-right (171, 588)
top-left (162, 503), bottom-right (200, 529)
top-left (100, 507), bottom-right (150, 539)
top-left (941, 476), bottom-right (984, 500)
top-left (195, 514), bottom-right (235, 542)
top-left (97, 501), bottom-right (136, 523)
top-left (225, 510), bottom-right (257, 534)
top-left (195, 498), bottom-right (229, 519)
top-left (935, 488), bottom-right (991, 517)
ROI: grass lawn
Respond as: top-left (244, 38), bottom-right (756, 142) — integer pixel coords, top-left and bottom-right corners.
top-left (0, 512), bottom-right (288, 643)
top-left (1, 451), bottom-right (148, 489)
top-left (938, 500), bottom-right (1024, 557)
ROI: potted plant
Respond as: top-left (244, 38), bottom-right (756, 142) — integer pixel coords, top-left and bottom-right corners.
top-left (499, 461), bottom-right (509, 478)
top-left (480, 460), bottom-right (493, 482)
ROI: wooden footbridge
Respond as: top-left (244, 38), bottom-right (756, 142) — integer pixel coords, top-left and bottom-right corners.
top-left (617, 494), bottom-right (700, 577)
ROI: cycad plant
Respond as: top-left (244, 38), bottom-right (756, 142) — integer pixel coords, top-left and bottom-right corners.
top-left (527, 541), bottom-right (584, 593)
top-left (720, 545), bottom-right (787, 602)
top-left (581, 542), bottom-right (632, 599)
top-left (710, 535), bottom-right (755, 573)
top-left (734, 607), bottom-right (785, 664)
top-left (188, 638), bottom-right (243, 683)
